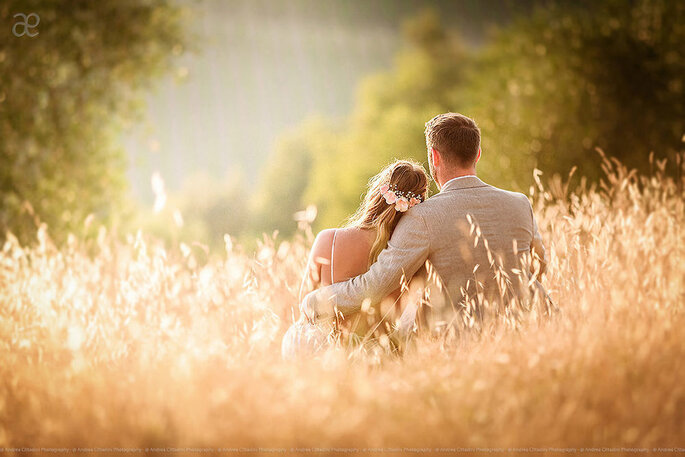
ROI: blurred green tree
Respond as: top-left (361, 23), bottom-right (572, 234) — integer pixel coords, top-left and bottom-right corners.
top-left (251, 119), bottom-right (336, 238)
top-left (468, 0), bottom-right (685, 188)
top-left (0, 0), bottom-right (186, 244)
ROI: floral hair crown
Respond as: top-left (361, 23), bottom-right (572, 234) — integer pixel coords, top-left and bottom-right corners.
top-left (379, 183), bottom-right (424, 212)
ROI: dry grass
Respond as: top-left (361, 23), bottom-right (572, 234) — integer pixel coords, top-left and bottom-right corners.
top-left (0, 154), bottom-right (683, 454)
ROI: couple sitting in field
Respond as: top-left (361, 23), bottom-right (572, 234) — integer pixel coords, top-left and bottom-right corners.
top-left (282, 112), bottom-right (550, 358)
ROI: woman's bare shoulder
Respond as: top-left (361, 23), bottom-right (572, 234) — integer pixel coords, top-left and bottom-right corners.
top-left (336, 226), bottom-right (376, 245)
top-left (314, 228), bottom-right (337, 241)
top-left (310, 229), bottom-right (336, 258)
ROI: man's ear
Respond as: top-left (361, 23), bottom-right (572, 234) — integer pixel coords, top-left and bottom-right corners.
top-left (475, 147), bottom-right (481, 164)
top-left (431, 147), bottom-right (441, 167)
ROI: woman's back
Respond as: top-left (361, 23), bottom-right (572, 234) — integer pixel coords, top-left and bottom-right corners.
top-left (306, 227), bottom-right (376, 289)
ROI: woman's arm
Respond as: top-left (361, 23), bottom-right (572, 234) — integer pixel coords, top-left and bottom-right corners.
top-left (298, 229), bottom-right (335, 302)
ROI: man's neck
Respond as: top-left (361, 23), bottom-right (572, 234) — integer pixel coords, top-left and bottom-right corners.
top-left (438, 169), bottom-right (477, 189)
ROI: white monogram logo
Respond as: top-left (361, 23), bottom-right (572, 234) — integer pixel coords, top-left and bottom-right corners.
top-left (12, 13), bottom-right (40, 37)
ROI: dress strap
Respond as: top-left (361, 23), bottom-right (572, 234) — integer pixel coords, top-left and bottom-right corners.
top-left (330, 229), bottom-right (338, 284)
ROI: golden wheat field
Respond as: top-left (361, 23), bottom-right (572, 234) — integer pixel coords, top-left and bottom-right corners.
top-left (1, 154), bottom-right (683, 455)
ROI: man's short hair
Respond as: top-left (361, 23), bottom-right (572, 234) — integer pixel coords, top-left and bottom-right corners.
top-left (424, 113), bottom-right (481, 167)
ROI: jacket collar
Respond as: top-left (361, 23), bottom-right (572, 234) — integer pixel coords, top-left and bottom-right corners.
top-left (440, 175), bottom-right (488, 192)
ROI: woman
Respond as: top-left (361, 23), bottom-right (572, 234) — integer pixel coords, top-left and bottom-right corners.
top-left (281, 159), bottom-right (430, 358)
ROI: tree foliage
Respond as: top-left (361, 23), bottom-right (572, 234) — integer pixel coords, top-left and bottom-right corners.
top-left (0, 0), bottom-right (185, 243)
top-left (469, 0), bottom-right (684, 187)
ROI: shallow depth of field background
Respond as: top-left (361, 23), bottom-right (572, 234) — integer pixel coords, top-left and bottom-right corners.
top-left (1, 0), bottom-right (684, 451)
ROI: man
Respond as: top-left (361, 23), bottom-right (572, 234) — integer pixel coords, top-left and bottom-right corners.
top-left (301, 112), bottom-right (548, 321)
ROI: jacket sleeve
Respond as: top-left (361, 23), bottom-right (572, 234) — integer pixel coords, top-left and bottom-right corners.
top-left (304, 211), bottom-right (431, 318)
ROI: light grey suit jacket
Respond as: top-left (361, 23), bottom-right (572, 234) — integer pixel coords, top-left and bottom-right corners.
top-left (306, 176), bottom-right (548, 318)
